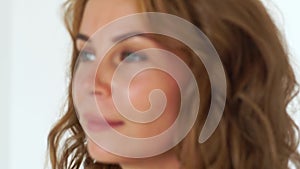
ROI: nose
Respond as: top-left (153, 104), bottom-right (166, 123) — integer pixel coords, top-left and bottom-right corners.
top-left (94, 55), bottom-right (114, 98)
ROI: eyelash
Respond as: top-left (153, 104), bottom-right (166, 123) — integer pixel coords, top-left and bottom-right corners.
top-left (120, 51), bottom-right (147, 63)
top-left (78, 50), bottom-right (148, 63)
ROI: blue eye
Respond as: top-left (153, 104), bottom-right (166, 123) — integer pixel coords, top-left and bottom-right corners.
top-left (121, 51), bottom-right (147, 63)
top-left (79, 50), bottom-right (96, 62)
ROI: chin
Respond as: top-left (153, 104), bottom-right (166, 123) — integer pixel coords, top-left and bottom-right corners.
top-left (87, 138), bottom-right (134, 164)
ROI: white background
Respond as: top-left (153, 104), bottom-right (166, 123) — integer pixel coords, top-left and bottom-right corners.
top-left (0, 0), bottom-right (299, 169)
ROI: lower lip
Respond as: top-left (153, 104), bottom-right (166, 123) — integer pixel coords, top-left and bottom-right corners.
top-left (86, 120), bottom-right (124, 132)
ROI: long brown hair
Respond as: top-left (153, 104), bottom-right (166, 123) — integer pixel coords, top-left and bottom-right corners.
top-left (47, 0), bottom-right (300, 168)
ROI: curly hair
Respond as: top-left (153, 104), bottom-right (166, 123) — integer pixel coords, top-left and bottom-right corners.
top-left (47, 0), bottom-right (300, 168)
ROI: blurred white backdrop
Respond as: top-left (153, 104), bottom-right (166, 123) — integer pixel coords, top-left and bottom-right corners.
top-left (0, 0), bottom-right (299, 169)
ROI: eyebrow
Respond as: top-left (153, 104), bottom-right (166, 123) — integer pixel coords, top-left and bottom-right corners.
top-left (76, 33), bottom-right (90, 42)
top-left (111, 31), bottom-right (143, 43)
top-left (76, 31), bottom-right (145, 43)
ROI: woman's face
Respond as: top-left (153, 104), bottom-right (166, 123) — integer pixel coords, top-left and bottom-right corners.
top-left (75, 0), bottom-right (181, 163)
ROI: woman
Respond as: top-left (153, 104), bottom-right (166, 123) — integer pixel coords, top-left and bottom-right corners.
top-left (48, 0), bottom-right (300, 169)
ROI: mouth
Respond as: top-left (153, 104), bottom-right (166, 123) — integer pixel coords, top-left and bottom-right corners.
top-left (83, 113), bottom-right (124, 132)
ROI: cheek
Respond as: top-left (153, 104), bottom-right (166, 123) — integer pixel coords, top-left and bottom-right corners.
top-left (129, 70), bottom-right (180, 111)
top-left (126, 70), bottom-right (181, 137)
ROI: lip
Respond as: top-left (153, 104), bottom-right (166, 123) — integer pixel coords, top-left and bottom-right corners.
top-left (83, 114), bottom-right (124, 132)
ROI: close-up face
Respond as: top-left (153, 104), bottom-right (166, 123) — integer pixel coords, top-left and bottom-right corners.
top-left (45, 0), bottom-right (300, 168)
top-left (74, 0), bottom-right (182, 163)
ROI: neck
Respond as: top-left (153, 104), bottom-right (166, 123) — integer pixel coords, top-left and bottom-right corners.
top-left (120, 150), bottom-right (180, 169)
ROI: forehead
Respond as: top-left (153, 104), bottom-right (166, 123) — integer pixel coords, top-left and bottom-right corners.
top-left (79, 0), bottom-right (142, 37)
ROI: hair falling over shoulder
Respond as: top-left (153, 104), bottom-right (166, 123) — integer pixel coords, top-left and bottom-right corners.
top-left (47, 0), bottom-right (300, 168)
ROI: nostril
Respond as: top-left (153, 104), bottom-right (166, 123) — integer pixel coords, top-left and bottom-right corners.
top-left (94, 90), bottom-right (103, 96)
top-left (93, 84), bottom-right (111, 97)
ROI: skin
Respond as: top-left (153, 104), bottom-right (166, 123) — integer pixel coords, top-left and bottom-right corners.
top-left (75, 0), bottom-right (182, 168)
